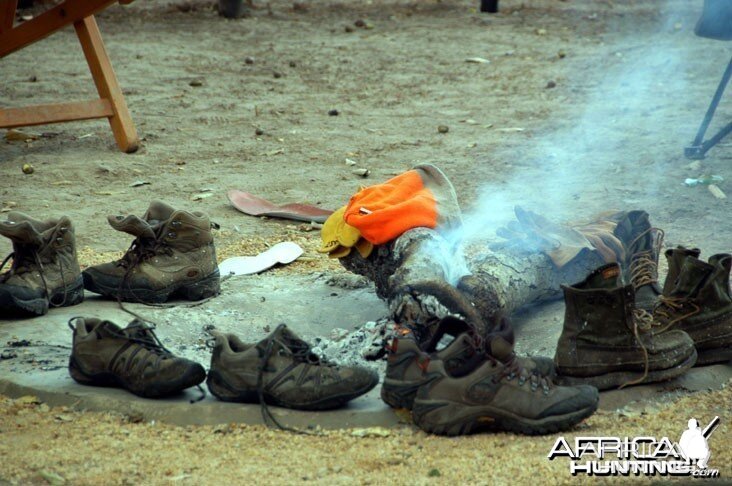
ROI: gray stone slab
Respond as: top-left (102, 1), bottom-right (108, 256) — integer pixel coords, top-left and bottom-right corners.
top-left (1, 272), bottom-right (731, 428)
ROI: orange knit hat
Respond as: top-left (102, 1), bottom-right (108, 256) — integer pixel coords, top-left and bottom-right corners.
top-left (343, 164), bottom-right (461, 245)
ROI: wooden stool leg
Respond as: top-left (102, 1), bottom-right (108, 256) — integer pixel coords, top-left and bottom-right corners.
top-left (74, 15), bottom-right (138, 153)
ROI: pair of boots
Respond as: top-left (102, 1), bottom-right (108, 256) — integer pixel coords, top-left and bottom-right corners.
top-left (0, 201), bottom-right (220, 316)
top-left (69, 317), bottom-right (378, 411)
top-left (554, 249), bottom-right (732, 389)
top-left (382, 317), bottom-right (600, 436)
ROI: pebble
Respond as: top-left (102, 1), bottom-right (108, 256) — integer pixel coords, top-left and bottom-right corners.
top-left (189, 78), bottom-right (204, 87)
top-left (255, 128), bottom-right (265, 136)
top-left (328, 109), bottom-right (339, 116)
top-left (273, 71), bottom-right (283, 79)
top-left (289, 60), bottom-right (297, 68)
top-left (352, 168), bottom-right (370, 177)
top-left (22, 163), bottom-right (35, 174)
top-left (546, 80), bottom-right (556, 89)
top-left (344, 25), bottom-right (354, 33)
top-left (437, 125), bottom-right (449, 134)
top-left (244, 56), bottom-right (255, 65)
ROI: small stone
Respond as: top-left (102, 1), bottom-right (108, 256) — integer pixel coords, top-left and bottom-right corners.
top-left (345, 158), bottom-right (357, 166)
top-left (352, 168), bottom-right (370, 177)
top-left (188, 78), bottom-right (204, 87)
top-left (351, 427), bottom-right (391, 438)
top-left (289, 60), bottom-right (297, 68)
top-left (244, 56), bottom-right (255, 65)
top-left (22, 163), bottom-right (34, 174)
top-left (344, 25), bottom-right (354, 33)
top-left (273, 71), bottom-right (282, 79)
top-left (557, 50), bottom-right (566, 59)
top-left (536, 28), bottom-right (547, 35)
top-left (428, 469), bottom-right (441, 477)
top-left (255, 128), bottom-right (265, 136)
top-left (437, 125), bottom-right (449, 134)
top-left (28, 75), bottom-right (37, 82)
top-left (328, 109), bottom-right (339, 116)
top-left (354, 19), bottom-right (366, 27)
top-left (546, 80), bottom-right (557, 89)
top-left (293, 2), bottom-right (309, 12)
top-left (38, 403), bottom-right (50, 413)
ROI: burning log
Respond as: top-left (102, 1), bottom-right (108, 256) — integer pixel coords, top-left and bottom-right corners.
top-left (340, 209), bottom-right (656, 339)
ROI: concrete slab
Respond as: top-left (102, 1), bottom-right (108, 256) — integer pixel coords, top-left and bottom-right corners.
top-left (1, 272), bottom-right (730, 429)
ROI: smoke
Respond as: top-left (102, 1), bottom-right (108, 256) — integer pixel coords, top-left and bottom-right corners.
top-left (424, 2), bottom-right (697, 285)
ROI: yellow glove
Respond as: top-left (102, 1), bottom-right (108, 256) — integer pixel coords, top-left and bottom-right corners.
top-left (319, 206), bottom-right (362, 253)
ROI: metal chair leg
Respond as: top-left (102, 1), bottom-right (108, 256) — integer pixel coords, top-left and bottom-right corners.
top-left (685, 54), bottom-right (732, 159)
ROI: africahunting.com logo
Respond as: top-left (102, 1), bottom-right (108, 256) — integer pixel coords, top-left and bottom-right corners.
top-left (547, 416), bottom-right (721, 478)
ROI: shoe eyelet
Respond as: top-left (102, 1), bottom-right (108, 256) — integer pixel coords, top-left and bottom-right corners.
top-left (171, 220), bottom-right (182, 227)
top-left (167, 231), bottom-right (177, 239)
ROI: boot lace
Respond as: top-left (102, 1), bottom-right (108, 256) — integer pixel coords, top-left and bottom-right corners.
top-left (652, 296), bottom-right (701, 333)
top-left (628, 228), bottom-right (664, 289)
top-left (256, 323), bottom-right (324, 435)
top-left (619, 308), bottom-right (656, 389)
top-left (496, 354), bottom-right (552, 395)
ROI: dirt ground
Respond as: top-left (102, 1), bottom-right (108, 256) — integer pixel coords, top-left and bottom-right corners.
top-left (2, 0), bottom-right (732, 484)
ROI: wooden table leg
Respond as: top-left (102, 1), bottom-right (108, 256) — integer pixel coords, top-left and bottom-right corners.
top-left (74, 15), bottom-right (139, 153)
top-left (0, 1), bottom-right (17, 34)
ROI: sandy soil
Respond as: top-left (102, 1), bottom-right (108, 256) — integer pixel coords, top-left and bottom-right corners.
top-left (0, 386), bottom-right (730, 485)
top-left (2, 0), bottom-right (732, 483)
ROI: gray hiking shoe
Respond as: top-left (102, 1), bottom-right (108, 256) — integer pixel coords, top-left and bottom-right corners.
top-left (382, 317), bottom-right (555, 410)
top-left (411, 334), bottom-right (598, 436)
top-left (0, 212), bottom-right (83, 316)
top-left (207, 324), bottom-right (379, 410)
top-left (68, 317), bottom-right (206, 398)
top-left (82, 201), bottom-right (220, 303)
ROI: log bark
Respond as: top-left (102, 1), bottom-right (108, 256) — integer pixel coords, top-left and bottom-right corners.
top-left (340, 227), bottom-right (605, 336)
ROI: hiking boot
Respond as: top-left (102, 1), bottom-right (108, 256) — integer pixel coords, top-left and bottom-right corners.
top-left (654, 252), bottom-right (732, 365)
top-left (613, 211), bottom-right (664, 311)
top-left (661, 247), bottom-right (702, 295)
top-left (0, 212), bottom-right (84, 316)
top-left (207, 324), bottom-right (379, 410)
top-left (411, 334), bottom-right (598, 436)
top-left (83, 201), bottom-right (220, 303)
top-left (382, 317), bottom-right (555, 410)
top-left (68, 317), bottom-right (206, 398)
top-left (554, 263), bottom-right (697, 390)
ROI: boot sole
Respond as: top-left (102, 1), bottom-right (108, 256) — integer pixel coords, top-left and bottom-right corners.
top-left (206, 369), bottom-right (378, 411)
top-left (555, 348), bottom-right (698, 390)
top-left (82, 270), bottom-right (221, 304)
top-left (412, 397), bottom-right (598, 436)
top-left (68, 356), bottom-right (206, 398)
top-left (696, 346), bottom-right (732, 366)
top-left (0, 275), bottom-right (84, 317)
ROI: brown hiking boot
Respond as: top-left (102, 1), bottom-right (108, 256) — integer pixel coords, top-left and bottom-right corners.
top-left (382, 317), bottom-right (555, 410)
top-left (654, 251), bottom-right (732, 365)
top-left (554, 263), bottom-right (697, 390)
top-left (82, 201), bottom-right (220, 303)
top-left (411, 334), bottom-right (598, 436)
top-left (207, 324), bottom-right (379, 410)
top-left (68, 317), bottom-right (206, 398)
top-left (0, 212), bottom-right (83, 316)
top-left (613, 211), bottom-right (664, 311)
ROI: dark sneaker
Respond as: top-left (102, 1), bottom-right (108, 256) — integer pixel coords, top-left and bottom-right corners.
top-left (382, 317), bottom-right (555, 410)
top-left (554, 263), bottom-right (697, 390)
top-left (68, 317), bottom-right (206, 398)
top-left (0, 212), bottom-right (84, 316)
top-left (207, 324), bottom-right (379, 410)
top-left (82, 201), bottom-right (220, 303)
top-left (655, 251), bottom-right (732, 365)
top-left (411, 334), bottom-right (598, 436)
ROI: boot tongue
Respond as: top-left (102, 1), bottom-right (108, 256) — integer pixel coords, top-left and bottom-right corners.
top-left (487, 335), bottom-right (514, 362)
top-left (264, 325), bottom-right (313, 356)
top-left (107, 215), bottom-right (156, 239)
top-left (0, 212), bottom-right (55, 245)
top-left (92, 319), bottom-right (126, 338)
top-left (670, 257), bottom-right (713, 298)
top-left (144, 201), bottom-right (176, 224)
top-left (662, 247), bottom-right (702, 295)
